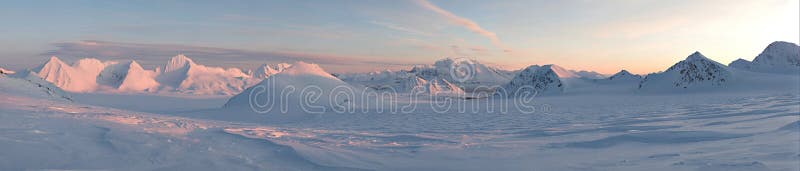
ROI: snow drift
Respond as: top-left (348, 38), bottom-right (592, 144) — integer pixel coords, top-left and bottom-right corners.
top-left (1, 70), bottom-right (72, 101)
top-left (411, 58), bottom-right (512, 89)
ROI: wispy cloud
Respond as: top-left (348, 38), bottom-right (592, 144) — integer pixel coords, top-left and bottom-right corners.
top-left (414, 0), bottom-right (510, 52)
top-left (369, 20), bottom-right (432, 36)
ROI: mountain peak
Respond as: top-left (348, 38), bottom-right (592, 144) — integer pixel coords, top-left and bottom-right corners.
top-left (48, 56), bottom-right (62, 62)
top-left (615, 69), bottom-right (632, 76)
top-left (607, 69), bottom-right (641, 81)
top-left (35, 56), bottom-right (69, 72)
top-left (165, 54), bottom-right (196, 72)
top-left (128, 60), bottom-right (145, 70)
top-left (686, 51), bottom-right (708, 61)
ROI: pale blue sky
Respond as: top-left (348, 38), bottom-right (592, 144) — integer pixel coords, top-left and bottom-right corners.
top-left (1, 0), bottom-right (798, 74)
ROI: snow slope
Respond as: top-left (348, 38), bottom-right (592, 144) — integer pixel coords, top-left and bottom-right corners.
top-left (97, 60), bottom-right (160, 92)
top-left (1, 71), bottom-right (71, 101)
top-left (639, 52), bottom-right (732, 91)
top-left (223, 61), bottom-right (356, 116)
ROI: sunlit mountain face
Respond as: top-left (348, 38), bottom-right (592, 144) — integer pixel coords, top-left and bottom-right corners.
top-left (0, 1), bottom-right (798, 171)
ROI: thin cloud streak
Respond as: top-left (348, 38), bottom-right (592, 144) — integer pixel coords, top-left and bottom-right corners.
top-left (369, 20), bottom-right (432, 36)
top-left (414, 0), bottom-right (510, 52)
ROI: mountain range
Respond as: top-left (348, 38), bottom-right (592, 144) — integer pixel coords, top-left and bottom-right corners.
top-left (1, 41), bottom-right (797, 98)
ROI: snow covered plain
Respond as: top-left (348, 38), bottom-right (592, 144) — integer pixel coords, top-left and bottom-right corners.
top-left (1, 69), bottom-right (798, 171)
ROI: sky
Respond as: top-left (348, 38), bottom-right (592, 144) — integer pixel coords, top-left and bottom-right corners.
top-left (1, 0), bottom-right (798, 74)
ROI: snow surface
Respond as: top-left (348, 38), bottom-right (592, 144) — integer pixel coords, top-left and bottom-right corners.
top-left (1, 68), bottom-right (798, 170)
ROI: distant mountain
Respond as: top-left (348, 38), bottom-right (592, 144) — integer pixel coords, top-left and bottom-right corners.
top-left (499, 65), bottom-right (568, 96)
top-left (28, 55), bottom-right (285, 95)
top-left (223, 61), bottom-right (354, 112)
top-left (338, 58), bottom-right (515, 92)
top-left (728, 58), bottom-right (752, 69)
top-left (417, 78), bottom-right (465, 95)
top-left (32, 57), bottom-right (113, 92)
top-left (97, 60), bottom-right (160, 92)
top-left (606, 70), bottom-right (641, 81)
top-left (572, 70), bottom-right (607, 79)
top-left (253, 63), bottom-right (291, 79)
top-left (410, 58), bottom-right (513, 89)
top-left (729, 41), bottom-right (800, 73)
top-left (639, 52), bottom-right (731, 90)
top-left (156, 54), bottom-right (256, 95)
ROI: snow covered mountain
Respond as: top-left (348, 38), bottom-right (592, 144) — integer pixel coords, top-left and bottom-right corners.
top-left (32, 57), bottom-right (113, 92)
top-left (639, 52), bottom-right (732, 90)
top-left (343, 72), bottom-right (465, 95)
top-left (499, 65), bottom-right (569, 96)
top-left (97, 60), bottom-right (160, 92)
top-left (424, 78), bottom-right (465, 95)
top-left (26, 55), bottom-right (284, 95)
top-left (156, 54), bottom-right (256, 95)
top-left (606, 70), bottom-right (641, 81)
top-left (223, 61), bottom-right (354, 113)
top-left (729, 41), bottom-right (800, 73)
top-left (409, 58), bottom-right (513, 89)
top-left (253, 63), bottom-right (291, 79)
top-left (572, 70), bottom-right (607, 79)
top-left (339, 58), bottom-right (515, 92)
